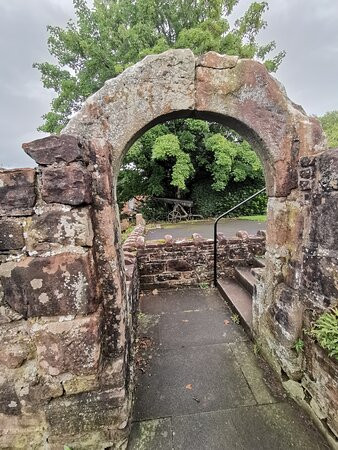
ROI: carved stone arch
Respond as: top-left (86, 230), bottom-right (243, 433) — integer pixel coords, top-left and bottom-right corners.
top-left (62, 48), bottom-right (327, 359)
top-left (64, 49), bottom-right (326, 196)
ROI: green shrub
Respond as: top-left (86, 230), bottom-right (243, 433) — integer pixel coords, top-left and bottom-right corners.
top-left (140, 199), bottom-right (169, 222)
top-left (191, 179), bottom-right (267, 218)
top-left (310, 308), bottom-right (338, 359)
top-left (139, 179), bottom-right (267, 222)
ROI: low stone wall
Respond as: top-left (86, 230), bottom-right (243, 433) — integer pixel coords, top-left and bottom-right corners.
top-left (123, 241), bottom-right (141, 399)
top-left (123, 225), bottom-right (144, 341)
top-left (136, 231), bottom-right (266, 290)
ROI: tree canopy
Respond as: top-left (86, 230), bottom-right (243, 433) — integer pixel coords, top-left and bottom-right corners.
top-left (35, 0), bottom-right (285, 133)
top-left (319, 111), bottom-right (338, 148)
top-left (117, 119), bottom-right (264, 204)
top-left (35, 0), bottom-right (284, 216)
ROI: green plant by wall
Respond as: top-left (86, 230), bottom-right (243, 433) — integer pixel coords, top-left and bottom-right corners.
top-left (319, 110), bottom-right (338, 148)
top-left (231, 313), bottom-right (240, 324)
top-left (121, 225), bottom-right (135, 243)
top-left (293, 338), bottom-right (304, 355)
top-left (310, 308), bottom-right (338, 360)
top-left (253, 342), bottom-right (262, 356)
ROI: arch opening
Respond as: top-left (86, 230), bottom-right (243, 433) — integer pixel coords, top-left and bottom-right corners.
top-left (114, 109), bottom-right (274, 196)
top-left (117, 112), bottom-right (268, 325)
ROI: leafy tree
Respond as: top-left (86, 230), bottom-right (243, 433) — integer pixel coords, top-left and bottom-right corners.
top-left (117, 119), bottom-right (264, 204)
top-left (36, 0), bottom-right (283, 216)
top-left (319, 111), bottom-right (338, 148)
top-left (35, 0), bottom-right (285, 133)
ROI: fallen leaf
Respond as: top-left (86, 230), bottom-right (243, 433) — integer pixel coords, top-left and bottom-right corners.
top-left (185, 384), bottom-right (192, 390)
top-left (224, 320), bottom-right (230, 325)
top-left (182, 320), bottom-right (189, 323)
top-left (152, 289), bottom-right (159, 295)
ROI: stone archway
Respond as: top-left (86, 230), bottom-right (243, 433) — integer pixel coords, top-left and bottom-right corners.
top-left (62, 48), bottom-right (328, 373)
top-left (0, 50), bottom-right (336, 448)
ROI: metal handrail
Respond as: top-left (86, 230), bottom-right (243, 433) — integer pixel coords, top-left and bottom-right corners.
top-left (213, 187), bottom-right (266, 286)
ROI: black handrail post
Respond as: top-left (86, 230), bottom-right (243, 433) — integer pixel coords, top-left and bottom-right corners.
top-left (213, 218), bottom-right (219, 287)
top-left (213, 187), bottom-right (266, 287)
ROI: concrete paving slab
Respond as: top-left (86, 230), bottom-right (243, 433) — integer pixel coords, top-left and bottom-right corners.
top-left (172, 403), bottom-right (329, 450)
top-left (133, 343), bottom-right (256, 421)
top-left (217, 278), bottom-right (253, 330)
top-left (137, 311), bottom-right (161, 343)
top-left (128, 418), bottom-right (173, 450)
top-left (140, 288), bottom-right (226, 314)
top-left (229, 341), bottom-right (284, 405)
top-left (158, 309), bottom-right (247, 350)
top-left (130, 288), bottom-right (329, 450)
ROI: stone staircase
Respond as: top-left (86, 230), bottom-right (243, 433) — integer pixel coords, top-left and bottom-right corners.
top-left (217, 258), bottom-right (265, 337)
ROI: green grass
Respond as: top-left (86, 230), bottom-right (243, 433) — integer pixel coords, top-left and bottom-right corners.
top-left (236, 215), bottom-right (267, 222)
top-left (121, 225), bottom-right (135, 243)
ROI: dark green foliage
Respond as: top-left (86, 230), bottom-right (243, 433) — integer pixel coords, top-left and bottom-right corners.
top-left (140, 199), bottom-right (170, 222)
top-left (293, 338), bottom-right (304, 355)
top-left (191, 179), bottom-right (267, 218)
top-left (117, 119), bottom-right (265, 206)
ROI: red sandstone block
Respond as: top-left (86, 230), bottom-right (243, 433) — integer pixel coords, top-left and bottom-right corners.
top-left (167, 259), bottom-right (193, 272)
top-left (0, 321), bottom-right (33, 369)
top-left (0, 218), bottom-right (24, 250)
top-left (26, 207), bottom-right (93, 251)
top-left (0, 168), bottom-right (36, 216)
top-left (32, 309), bottom-right (102, 376)
top-left (0, 252), bottom-right (98, 317)
top-left (41, 163), bottom-right (91, 205)
top-left (45, 386), bottom-right (125, 434)
top-left (145, 243), bottom-right (164, 249)
top-left (140, 262), bottom-right (165, 275)
top-left (22, 135), bottom-right (82, 165)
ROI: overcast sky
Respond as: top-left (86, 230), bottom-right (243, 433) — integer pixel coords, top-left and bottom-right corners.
top-left (0, 0), bottom-right (337, 168)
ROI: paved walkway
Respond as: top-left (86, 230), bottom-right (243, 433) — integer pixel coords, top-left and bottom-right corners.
top-left (128, 288), bottom-right (328, 450)
top-left (145, 219), bottom-right (266, 241)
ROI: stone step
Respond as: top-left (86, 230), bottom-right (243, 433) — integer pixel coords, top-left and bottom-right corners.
top-left (234, 267), bottom-right (256, 295)
top-left (217, 277), bottom-right (253, 337)
top-left (254, 256), bottom-right (265, 268)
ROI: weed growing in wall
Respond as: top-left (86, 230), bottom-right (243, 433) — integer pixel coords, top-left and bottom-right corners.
top-left (310, 308), bottom-right (338, 359)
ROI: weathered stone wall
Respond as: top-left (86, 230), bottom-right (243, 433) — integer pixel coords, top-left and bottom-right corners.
top-left (0, 136), bottom-right (138, 449)
top-left (253, 148), bottom-right (338, 443)
top-left (135, 232), bottom-right (265, 290)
